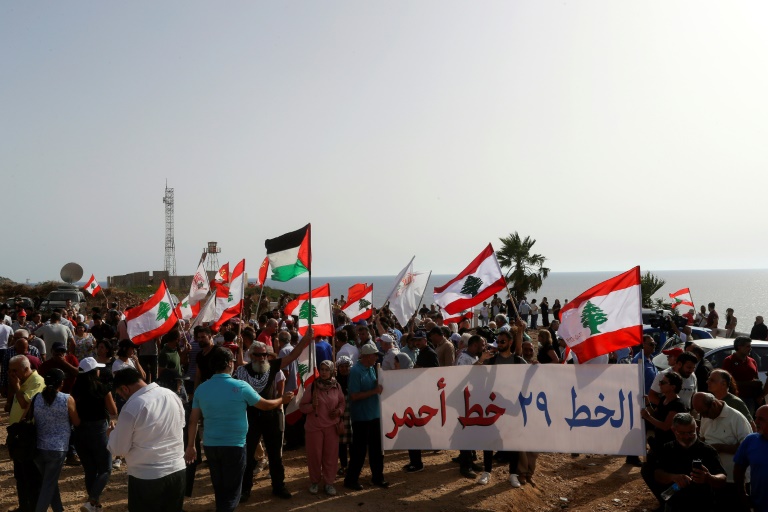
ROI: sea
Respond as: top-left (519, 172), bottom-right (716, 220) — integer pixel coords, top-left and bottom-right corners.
top-left (259, 269), bottom-right (768, 327)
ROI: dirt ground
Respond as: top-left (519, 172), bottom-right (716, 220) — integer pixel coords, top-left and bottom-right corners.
top-left (1, 397), bottom-right (661, 512)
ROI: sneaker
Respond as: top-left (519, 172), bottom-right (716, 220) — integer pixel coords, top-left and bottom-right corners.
top-left (337, 466), bottom-right (347, 476)
top-left (325, 485), bottom-right (337, 496)
top-left (309, 483), bottom-right (319, 495)
top-left (477, 472), bottom-right (491, 485)
top-left (80, 503), bottom-right (95, 512)
top-left (112, 458), bottom-right (122, 469)
top-left (255, 458), bottom-right (268, 473)
top-left (509, 474), bottom-right (521, 488)
top-left (404, 464), bottom-right (424, 473)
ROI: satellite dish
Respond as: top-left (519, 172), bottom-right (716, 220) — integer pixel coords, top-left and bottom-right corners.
top-left (60, 263), bottom-right (84, 284)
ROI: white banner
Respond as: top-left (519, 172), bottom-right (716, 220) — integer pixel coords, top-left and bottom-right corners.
top-left (379, 363), bottom-right (645, 456)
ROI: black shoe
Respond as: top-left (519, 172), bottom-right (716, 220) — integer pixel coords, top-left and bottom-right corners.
top-left (344, 481), bottom-right (364, 491)
top-left (451, 456), bottom-right (461, 464)
top-left (404, 464), bottom-right (424, 473)
top-left (272, 487), bottom-right (292, 499)
top-left (471, 463), bottom-right (483, 472)
top-left (460, 468), bottom-right (477, 479)
top-left (371, 480), bottom-right (390, 489)
top-left (625, 456), bottom-right (642, 467)
top-left (338, 466), bottom-right (347, 476)
top-left (239, 491), bottom-right (250, 503)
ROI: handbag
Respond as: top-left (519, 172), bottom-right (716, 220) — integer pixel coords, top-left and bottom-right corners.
top-left (7, 393), bottom-right (38, 462)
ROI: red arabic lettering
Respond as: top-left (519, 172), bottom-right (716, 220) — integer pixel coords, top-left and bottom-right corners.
top-left (385, 405), bottom-right (439, 439)
top-left (458, 387), bottom-right (506, 428)
top-left (438, 378), bottom-right (446, 426)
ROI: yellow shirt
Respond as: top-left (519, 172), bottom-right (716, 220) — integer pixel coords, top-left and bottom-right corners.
top-left (9, 371), bottom-right (45, 424)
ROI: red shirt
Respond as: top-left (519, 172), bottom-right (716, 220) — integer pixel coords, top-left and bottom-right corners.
top-left (721, 354), bottom-right (758, 395)
top-left (38, 354), bottom-right (80, 393)
top-left (256, 330), bottom-right (273, 349)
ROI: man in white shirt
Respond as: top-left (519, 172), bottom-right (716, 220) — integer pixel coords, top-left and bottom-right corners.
top-left (456, 335), bottom-right (493, 478)
top-left (649, 350), bottom-right (698, 409)
top-left (108, 367), bottom-right (186, 511)
top-left (693, 392), bottom-right (751, 487)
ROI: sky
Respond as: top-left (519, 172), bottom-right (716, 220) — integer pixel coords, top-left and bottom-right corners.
top-left (2, 2), bottom-right (768, 283)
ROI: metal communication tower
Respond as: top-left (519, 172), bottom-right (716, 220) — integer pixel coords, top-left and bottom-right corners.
top-left (163, 181), bottom-right (177, 276)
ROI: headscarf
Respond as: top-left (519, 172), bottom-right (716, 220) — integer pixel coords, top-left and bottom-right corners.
top-left (314, 360), bottom-right (338, 392)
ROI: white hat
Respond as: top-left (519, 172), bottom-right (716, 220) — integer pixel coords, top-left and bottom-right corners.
top-left (79, 357), bottom-right (106, 373)
top-left (450, 333), bottom-right (462, 343)
top-left (379, 334), bottom-right (394, 345)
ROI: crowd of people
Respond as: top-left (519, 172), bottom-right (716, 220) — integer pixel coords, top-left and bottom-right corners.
top-left (1, 292), bottom-right (768, 512)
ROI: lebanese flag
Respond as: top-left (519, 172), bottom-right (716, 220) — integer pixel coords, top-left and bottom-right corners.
top-left (83, 275), bottom-right (102, 296)
top-left (558, 267), bottom-right (642, 363)
top-left (669, 288), bottom-right (694, 309)
top-left (283, 283), bottom-right (333, 337)
top-left (433, 244), bottom-right (507, 315)
top-left (174, 295), bottom-right (201, 320)
top-left (285, 338), bottom-right (318, 425)
top-left (212, 259), bottom-right (245, 331)
top-left (442, 308), bottom-right (473, 325)
top-left (342, 284), bottom-right (373, 322)
top-left (348, 283), bottom-right (367, 300)
top-left (256, 257), bottom-right (269, 288)
top-left (125, 280), bottom-right (178, 345)
top-left (265, 224), bottom-right (311, 282)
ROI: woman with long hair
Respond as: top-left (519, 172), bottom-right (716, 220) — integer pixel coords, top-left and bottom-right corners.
top-left (640, 371), bottom-right (688, 451)
top-left (300, 359), bottom-right (346, 496)
top-left (536, 330), bottom-right (560, 364)
top-left (71, 357), bottom-right (118, 512)
top-left (30, 368), bottom-right (81, 512)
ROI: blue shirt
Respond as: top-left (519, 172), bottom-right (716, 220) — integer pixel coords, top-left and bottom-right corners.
top-left (633, 351), bottom-right (657, 394)
top-left (315, 340), bottom-right (334, 365)
top-left (192, 373), bottom-right (261, 447)
top-left (734, 433), bottom-right (768, 511)
top-left (348, 363), bottom-right (380, 421)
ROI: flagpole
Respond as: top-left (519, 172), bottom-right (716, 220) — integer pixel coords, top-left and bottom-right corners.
top-left (411, 271), bottom-right (432, 326)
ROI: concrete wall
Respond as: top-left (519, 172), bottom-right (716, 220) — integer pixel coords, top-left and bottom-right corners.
top-left (108, 270), bottom-right (218, 291)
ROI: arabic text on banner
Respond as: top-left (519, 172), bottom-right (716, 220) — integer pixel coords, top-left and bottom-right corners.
top-left (379, 364), bottom-right (645, 456)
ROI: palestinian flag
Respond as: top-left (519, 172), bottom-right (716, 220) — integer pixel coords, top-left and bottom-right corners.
top-left (125, 280), bottom-right (178, 345)
top-left (174, 294), bottom-right (201, 320)
top-left (442, 308), bottom-right (473, 325)
top-left (257, 256), bottom-right (269, 288)
top-left (342, 284), bottom-right (373, 322)
top-left (285, 338), bottom-right (318, 425)
top-left (558, 267), bottom-right (642, 362)
top-left (283, 283), bottom-right (333, 337)
top-left (669, 288), bottom-right (694, 309)
top-left (212, 259), bottom-right (245, 331)
top-left (84, 275), bottom-right (102, 296)
top-left (433, 244), bottom-right (506, 315)
top-left (265, 224), bottom-right (311, 282)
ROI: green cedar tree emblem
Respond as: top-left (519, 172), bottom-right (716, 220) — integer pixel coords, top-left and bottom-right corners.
top-left (299, 301), bottom-right (318, 321)
top-left (460, 275), bottom-right (483, 297)
top-left (674, 298), bottom-right (682, 304)
top-left (580, 300), bottom-right (608, 335)
top-left (358, 298), bottom-right (372, 310)
top-left (298, 362), bottom-right (309, 378)
top-left (228, 292), bottom-right (233, 302)
top-left (156, 301), bottom-right (171, 321)
top-left (182, 301), bottom-right (189, 308)
top-left (89, 282), bottom-right (97, 290)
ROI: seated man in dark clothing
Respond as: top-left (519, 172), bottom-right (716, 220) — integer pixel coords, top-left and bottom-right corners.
top-left (642, 412), bottom-right (726, 512)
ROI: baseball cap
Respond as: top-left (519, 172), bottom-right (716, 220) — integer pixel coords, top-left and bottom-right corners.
top-left (360, 343), bottom-right (378, 356)
top-left (17, 310), bottom-right (27, 317)
top-left (412, 330), bottom-right (427, 339)
top-left (662, 347), bottom-right (684, 357)
top-left (450, 333), bottom-right (462, 343)
top-left (379, 334), bottom-right (394, 345)
top-left (51, 341), bottom-right (67, 353)
top-left (79, 357), bottom-right (106, 373)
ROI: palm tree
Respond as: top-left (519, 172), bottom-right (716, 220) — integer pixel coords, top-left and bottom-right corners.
top-left (640, 271), bottom-right (666, 308)
top-left (495, 233), bottom-right (550, 300)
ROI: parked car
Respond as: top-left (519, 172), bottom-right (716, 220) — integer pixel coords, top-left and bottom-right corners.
top-left (643, 325), bottom-right (713, 358)
top-left (5, 296), bottom-right (35, 310)
top-left (651, 338), bottom-right (768, 386)
top-left (40, 285), bottom-right (87, 313)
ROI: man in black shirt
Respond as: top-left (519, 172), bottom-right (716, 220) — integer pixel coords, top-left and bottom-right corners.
top-left (89, 314), bottom-right (115, 342)
top-left (193, 326), bottom-right (215, 390)
top-left (643, 412), bottom-right (726, 511)
top-left (406, 330), bottom-right (436, 472)
top-left (750, 316), bottom-right (768, 341)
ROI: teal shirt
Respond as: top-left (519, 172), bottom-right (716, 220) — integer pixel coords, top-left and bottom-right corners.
top-left (348, 364), bottom-right (380, 421)
top-left (192, 373), bottom-right (260, 447)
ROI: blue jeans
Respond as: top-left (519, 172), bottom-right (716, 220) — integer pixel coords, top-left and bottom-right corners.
top-left (75, 420), bottom-right (112, 502)
top-left (34, 449), bottom-right (67, 512)
top-left (204, 445), bottom-right (246, 512)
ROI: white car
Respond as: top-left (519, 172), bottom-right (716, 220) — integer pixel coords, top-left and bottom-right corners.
top-left (652, 338), bottom-right (768, 385)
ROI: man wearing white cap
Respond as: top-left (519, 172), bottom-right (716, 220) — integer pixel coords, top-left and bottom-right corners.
top-left (379, 335), bottom-right (399, 371)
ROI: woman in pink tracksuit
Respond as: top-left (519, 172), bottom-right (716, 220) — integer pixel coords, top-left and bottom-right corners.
top-left (300, 360), bottom-right (346, 496)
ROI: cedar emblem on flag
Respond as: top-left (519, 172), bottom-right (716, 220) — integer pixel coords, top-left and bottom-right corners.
top-left (265, 224), bottom-right (311, 282)
top-left (283, 283), bottom-right (333, 337)
top-left (433, 244), bottom-right (506, 315)
top-left (558, 267), bottom-right (642, 363)
top-left (83, 275), bottom-right (102, 296)
top-left (668, 288), bottom-right (694, 309)
top-left (342, 284), bottom-right (374, 322)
